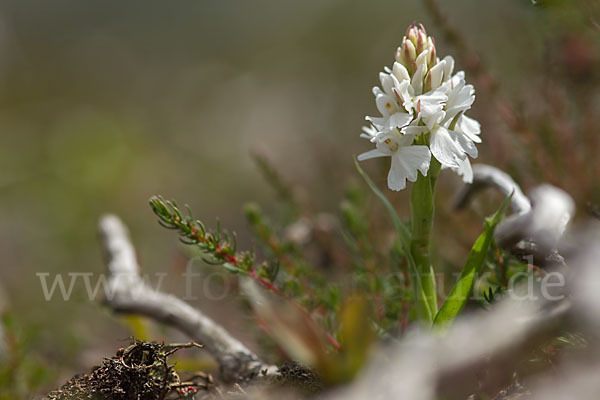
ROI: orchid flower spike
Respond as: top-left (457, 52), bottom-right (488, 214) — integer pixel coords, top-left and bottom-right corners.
top-left (359, 23), bottom-right (481, 191)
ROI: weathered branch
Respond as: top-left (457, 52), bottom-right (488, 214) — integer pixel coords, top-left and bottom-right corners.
top-left (454, 164), bottom-right (574, 266)
top-left (98, 214), bottom-right (277, 382)
top-left (324, 224), bottom-right (600, 400)
top-left (454, 164), bottom-right (531, 214)
top-left (323, 296), bottom-right (568, 400)
top-left (494, 184), bottom-right (574, 257)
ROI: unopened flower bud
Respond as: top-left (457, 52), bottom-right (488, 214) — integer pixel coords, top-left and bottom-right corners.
top-left (396, 23), bottom-right (438, 77)
top-left (406, 25), bottom-right (419, 47)
top-left (416, 30), bottom-right (427, 54)
top-left (427, 38), bottom-right (437, 68)
top-left (403, 38), bottom-right (417, 66)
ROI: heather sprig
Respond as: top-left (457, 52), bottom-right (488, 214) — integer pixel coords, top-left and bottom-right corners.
top-left (149, 196), bottom-right (280, 293)
top-left (149, 195), bottom-right (341, 349)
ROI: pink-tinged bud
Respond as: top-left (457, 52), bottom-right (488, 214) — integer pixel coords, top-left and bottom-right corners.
top-left (403, 38), bottom-right (417, 66)
top-left (398, 23), bottom-right (438, 78)
top-left (424, 71), bottom-right (432, 93)
top-left (407, 25), bottom-right (418, 47)
top-left (428, 38), bottom-right (437, 68)
top-left (416, 30), bottom-right (427, 54)
top-left (395, 46), bottom-right (407, 65)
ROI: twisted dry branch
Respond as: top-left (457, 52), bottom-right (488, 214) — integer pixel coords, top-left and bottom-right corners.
top-left (324, 294), bottom-right (571, 400)
top-left (454, 164), bottom-right (531, 214)
top-left (98, 214), bottom-right (277, 382)
top-left (324, 224), bottom-right (600, 400)
top-left (455, 164), bottom-right (574, 265)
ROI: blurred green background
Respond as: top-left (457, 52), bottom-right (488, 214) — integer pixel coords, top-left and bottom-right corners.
top-left (0, 0), bottom-right (598, 395)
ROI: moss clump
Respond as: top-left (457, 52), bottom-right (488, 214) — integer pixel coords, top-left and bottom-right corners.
top-left (47, 340), bottom-right (207, 400)
top-left (275, 361), bottom-right (324, 395)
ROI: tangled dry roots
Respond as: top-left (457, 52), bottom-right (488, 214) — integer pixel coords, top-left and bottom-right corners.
top-left (47, 340), bottom-right (207, 400)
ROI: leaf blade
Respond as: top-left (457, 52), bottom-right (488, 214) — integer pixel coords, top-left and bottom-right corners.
top-left (433, 194), bottom-right (512, 329)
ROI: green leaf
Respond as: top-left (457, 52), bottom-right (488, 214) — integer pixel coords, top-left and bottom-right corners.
top-left (222, 262), bottom-right (242, 274)
top-left (354, 159), bottom-right (411, 248)
top-left (433, 194), bottom-right (512, 329)
top-left (354, 158), bottom-right (433, 323)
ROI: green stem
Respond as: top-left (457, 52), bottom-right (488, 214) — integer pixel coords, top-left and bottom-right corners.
top-left (410, 158), bottom-right (440, 323)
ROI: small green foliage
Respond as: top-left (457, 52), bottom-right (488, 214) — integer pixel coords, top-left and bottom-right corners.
top-left (150, 196), bottom-right (255, 276)
top-left (433, 195), bottom-right (511, 330)
top-left (250, 151), bottom-right (299, 221)
top-left (244, 202), bottom-right (295, 265)
top-left (482, 286), bottom-right (505, 306)
top-left (244, 202), bottom-right (330, 305)
top-left (340, 182), bottom-right (376, 267)
top-left (150, 195), bottom-right (343, 352)
top-left (0, 312), bottom-right (55, 400)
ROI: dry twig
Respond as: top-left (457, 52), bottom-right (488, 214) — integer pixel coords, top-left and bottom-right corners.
top-left (98, 214), bottom-right (277, 382)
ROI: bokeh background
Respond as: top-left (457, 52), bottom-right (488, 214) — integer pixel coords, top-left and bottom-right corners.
top-left (0, 0), bottom-right (598, 396)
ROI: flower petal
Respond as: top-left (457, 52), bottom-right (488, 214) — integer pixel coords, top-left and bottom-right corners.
top-left (444, 82), bottom-right (475, 122)
top-left (411, 64), bottom-right (426, 95)
top-left (392, 62), bottom-right (410, 82)
top-left (360, 125), bottom-right (379, 140)
top-left (459, 115), bottom-right (481, 135)
top-left (422, 110), bottom-right (445, 130)
top-left (358, 148), bottom-right (388, 161)
top-left (402, 124), bottom-right (428, 136)
top-left (386, 112), bottom-right (413, 130)
top-left (375, 128), bottom-right (411, 147)
top-left (430, 125), bottom-right (464, 168)
top-left (397, 80), bottom-right (415, 111)
top-left (416, 93), bottom-right (445, 129)
top-left (442, 56), bottom-right (455, 81)
top-left (455, 115), bottom-right (481, 143)
top-left (451, 129), bottom-right (478, 158)
top-left (448, 71), bottom-right (465, 89)
top-left (428, 60), bottom-right (446, 90)
top-left (395, 131), bottom-right (416, 147)
top-left (387, 155), bottom-right (408, 191)
top-left (365, 116), bottom-right (386, 130)
top-left (376, 94), bottom-right (401, 116)
top-left (398, 145), bottom-right (431, 178)
top-left (415, 49), bottom-right (429, 69)
top-left (372, 86), bottom-right (384, 97)
top-left (380, 72), bottom-right (396, 98)
top-left (454, 156), bottom-right (473, 183)
top-left (387, 145), bottom-right (431, 191)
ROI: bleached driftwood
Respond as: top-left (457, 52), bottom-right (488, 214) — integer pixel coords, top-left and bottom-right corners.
top-left (98, 214), bottom-right (277, 382)
top-left (322, 291), bottom-right (569, 400)
top-left (454, 164), bottom-right (531, 215)
top-left (455, 164), bottom-right (574, 266)
top-left (324, 225), bottom-right (600, 400)
top-left (495, 184), bottom-right (574, 260)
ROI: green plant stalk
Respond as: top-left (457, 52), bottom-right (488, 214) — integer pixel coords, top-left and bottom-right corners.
top-left (354, 159), bottom-right (433, 323)
top-left (409, 158), bottom-right (441, 323)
